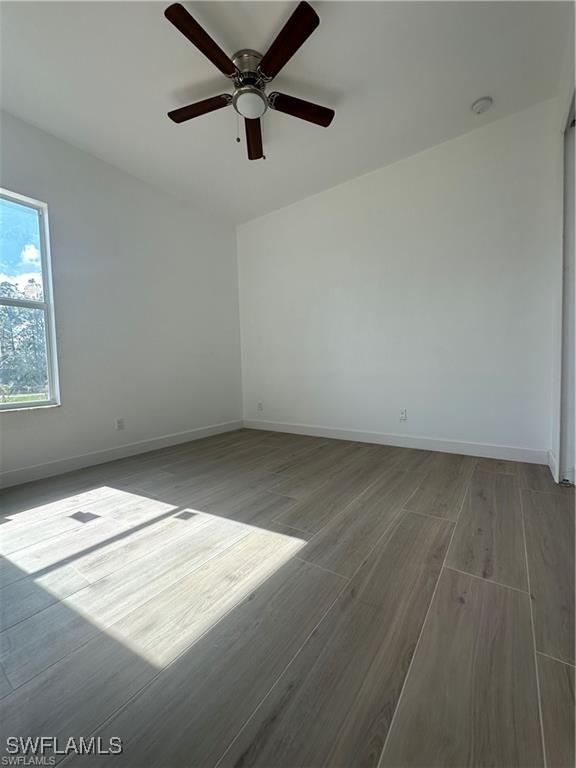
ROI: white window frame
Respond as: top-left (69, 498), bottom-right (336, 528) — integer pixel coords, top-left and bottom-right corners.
top-left (0, 188), bottom-right (60, 410)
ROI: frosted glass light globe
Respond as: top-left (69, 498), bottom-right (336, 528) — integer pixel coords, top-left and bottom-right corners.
top-left (233, 88), bottom-right (267, 119)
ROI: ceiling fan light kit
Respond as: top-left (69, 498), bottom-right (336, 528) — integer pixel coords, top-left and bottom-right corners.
top-left (164, 1), bottom-right (335, 160)
top-left (233, 86), bottom-right (268, 120)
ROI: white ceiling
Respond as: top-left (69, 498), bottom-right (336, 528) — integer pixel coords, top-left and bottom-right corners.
top-left (0, 1), bottom-right (571, 223)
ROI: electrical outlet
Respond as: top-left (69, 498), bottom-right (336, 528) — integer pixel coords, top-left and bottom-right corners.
top-left (399, 409), bottom-right (407, 422)
top-left (114, 417), bottom-right (125, 431)
top-left (257, 402), bottom-right (264, 412)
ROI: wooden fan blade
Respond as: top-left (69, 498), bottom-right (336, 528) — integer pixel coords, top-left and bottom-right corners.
top-left (164, 3), bottom-right (237, 77)
top-left (269, 92), bottom-right (334, 127)
top-left (168, 95), bottom-right (231, 123)
top-left (245, 118), bottom-right (263, 160)
top-left (259, 2), bottom-right (319, 80)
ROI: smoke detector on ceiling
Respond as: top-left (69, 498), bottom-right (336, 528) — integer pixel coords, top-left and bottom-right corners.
top-left (471, 96), bottom-right (493, 115)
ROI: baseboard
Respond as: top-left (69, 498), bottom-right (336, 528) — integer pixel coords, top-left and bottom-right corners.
top-left (0, 420), bottom-right (243, 489)
top-left (1, 416), bottom-right (550, 489)
top-left (243, 419), bottom-right (549, 464)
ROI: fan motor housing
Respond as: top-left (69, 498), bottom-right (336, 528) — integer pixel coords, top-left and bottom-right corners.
top-left (232, 49), bottom-right (263, 81)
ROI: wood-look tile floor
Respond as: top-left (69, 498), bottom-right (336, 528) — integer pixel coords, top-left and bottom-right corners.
top-left (0, 429), bottom-right (573, 767)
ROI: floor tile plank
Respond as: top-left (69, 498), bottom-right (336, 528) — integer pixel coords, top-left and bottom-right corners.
top-left (0, 565), bottom-right (90, 631)
top-left (0, 665), bottom-right (12, 698)
top-left (522, 489), bottom-right (575, 664)
top-left (537, 654), bottom-right (575, 768)
top-left (405, 454), bottom-right (476, 520)
top-left (475, 457), bottom-right (518, 475)
top-left (381, 568), bottom-right (543, 768)
top-left (391, 448), bottom-right (435, 472)
top-left (274, 457), bottom-right (384, 534)
top-left (447, 470), bottom-right (527, 590)
top-left (203, 489), bottom-right (297, 527)
top-left (300, 470), bottom-right (424, 577)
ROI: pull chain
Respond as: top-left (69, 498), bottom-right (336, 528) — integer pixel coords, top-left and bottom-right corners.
top-left (235, 112), bottom-right (240, 144)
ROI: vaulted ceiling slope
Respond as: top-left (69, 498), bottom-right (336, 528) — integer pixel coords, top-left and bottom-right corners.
top-left (0, 2), bottom-right (571, 223)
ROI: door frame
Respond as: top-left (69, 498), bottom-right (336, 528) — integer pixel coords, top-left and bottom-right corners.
top-left (559, 97), bottom-right (575, 483)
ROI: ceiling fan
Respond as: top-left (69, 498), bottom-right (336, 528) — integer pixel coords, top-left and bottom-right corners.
top-left (164, 1), bottom-right (335, 160)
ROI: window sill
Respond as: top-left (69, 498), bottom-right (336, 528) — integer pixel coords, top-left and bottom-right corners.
top-left (0, 402), bottom-right (61, 414)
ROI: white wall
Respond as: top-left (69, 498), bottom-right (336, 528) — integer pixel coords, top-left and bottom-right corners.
top-left (239, 100), bottom-right (559, 462)
top-left (0, 111), bottom-right (242, 486)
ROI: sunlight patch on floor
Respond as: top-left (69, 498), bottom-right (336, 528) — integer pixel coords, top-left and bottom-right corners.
top-left (2, 486), bottom-right (307, 669)
top-left (102, 521), bottom-right (306, 667)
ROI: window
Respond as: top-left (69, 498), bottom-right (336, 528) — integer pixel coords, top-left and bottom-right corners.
top-left (0, 189), bottom-right (59, 409)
